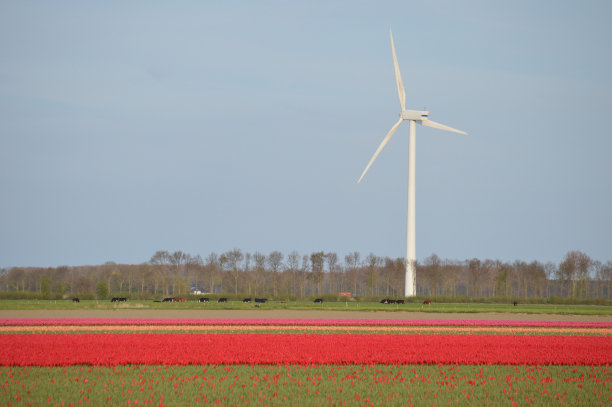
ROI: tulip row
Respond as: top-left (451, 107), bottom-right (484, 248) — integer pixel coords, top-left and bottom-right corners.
top-left (1, 333), bottom-right (611, 366)
top-left (2, 318), bottom-right (612, 328)
top-left (2, 324), bottom-right (611, 336)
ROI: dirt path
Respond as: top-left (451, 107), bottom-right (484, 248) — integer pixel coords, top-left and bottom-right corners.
top-left (1, 309), bottom-right (611, 321)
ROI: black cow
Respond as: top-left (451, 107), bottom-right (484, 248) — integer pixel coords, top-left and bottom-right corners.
top-left (243, 298), bottom-right (252, 303)
top-left (396, 299), bottom-right (406, 304)
top-left (111, 297), bottom-right (127, 302)
top-left (162, 298), bottom-right (174, 302)
top-left (380, 299), bottom-right (390, 304)
top-left (199, 297), bottom-right (210, 303)
top-left (314, 298), bottom-right (323, 303)
top-left (254, 298), bottom-right (267, 303)
top-left (218, 297), bottom-right (228, 303)
top-left (513, 301), bottom-right (518, 306)
top-left (72, 297), bottom-right (80, 303)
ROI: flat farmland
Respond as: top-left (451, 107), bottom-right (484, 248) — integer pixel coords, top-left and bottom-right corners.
top-left (1, 308), bottom-right (611, 406)
top-left (1, 299), bottom-right (611, 317)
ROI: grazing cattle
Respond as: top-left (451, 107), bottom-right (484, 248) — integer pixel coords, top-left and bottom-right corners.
top-left (314, 298), bottom-right (323, 303)
top-left (162, 298), bottom-right (174, 302)
top-left (218, 297), bottom-right (228, 303)
top-left (72, 298), bottom-right (80, 303)
top-left (199, 297), bottom-right (210, 303)
top-left (172, 298), bottom-right (187, 302)
top-left (422, 299), bottom-right (432, 305)
top-left (243, 298), bottom-right (252, 303)
top-left (111, 297), bottom-right (127, 302)
top-left (513, 301), bottom-right (518, 306)
top-left (381, 299), bottom-right (403, 304)
top-left (254, 298), bottom-right (268, 303)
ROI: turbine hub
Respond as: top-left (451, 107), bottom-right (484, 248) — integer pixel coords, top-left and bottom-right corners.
top-left (400, 110), bottom-right (429, 121)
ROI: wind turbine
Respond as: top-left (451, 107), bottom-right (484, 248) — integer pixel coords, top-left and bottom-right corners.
top-left (358, 30), bottom-right (467, 297)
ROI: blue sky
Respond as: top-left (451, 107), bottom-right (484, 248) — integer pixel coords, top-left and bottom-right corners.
top-left (1, 1), bottom-right (611, 268)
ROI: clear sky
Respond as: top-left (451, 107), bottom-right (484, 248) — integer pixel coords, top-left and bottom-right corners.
top-left (1, 1), bottom-right (611, 268)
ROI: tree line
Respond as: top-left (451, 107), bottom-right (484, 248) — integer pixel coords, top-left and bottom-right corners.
top-left (1, 249), bottom-right (611, 302)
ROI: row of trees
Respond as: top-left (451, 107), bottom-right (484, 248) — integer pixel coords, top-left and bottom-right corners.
top-left (1, 250), bottom-right (611, 300)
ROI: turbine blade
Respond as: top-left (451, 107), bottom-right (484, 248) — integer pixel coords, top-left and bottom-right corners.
top-left (358, 117), bottom-right (404, 183)
top-left (390, 29), bottom-right (406, 111)
top-left (421, 119), bottom-right (467, 135)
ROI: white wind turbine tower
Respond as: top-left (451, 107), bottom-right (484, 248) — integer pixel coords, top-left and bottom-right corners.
top-left (358, 30), bottom-right (467, 297)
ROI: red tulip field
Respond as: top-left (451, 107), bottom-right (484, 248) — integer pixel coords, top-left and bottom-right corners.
top-left (1, 318), bottom-right (611, 406)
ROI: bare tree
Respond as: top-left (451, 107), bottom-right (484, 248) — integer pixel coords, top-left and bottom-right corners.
top-left (559, 251), bottom-right (591, 298)
top-left (423, 254), bottom-right (442, 296)
top-left (310, 252), bottom-right (325, 296)
top-left (603, 261), bottom-right (612, 299)
top-left (138, 263), bottom-right (155, 295)
top-left (149, 251), bottom-right (171, 296)
top-left (221, 249), bottom-right (244, 295)
top-left (298, 254), bottom-right (310, 297)
top-left (243, 252), bottom-right (253, 295)
top-left (365, 253), bottom-right (381, 297)
top-left (7, 268), bottom-right (26, 292)
top-left (189, 254), bottom-right (204, 294)
top-left (253, 252), bottom-right (266, 296)
top-left (268, 251), bottom-right (284, 297)
top-left (594, 261), bottom-right (612, 299)
top-left (326, 252), bottom-right (338, 294)
top-left (169, 251), bottom-right (190, 295)
top-left (344, 252), bottom-right (361, 296)
top-left (204, 252), bottom-right (220, 294)
top-left (543, 262), bottom-right (556, 298)
top-left (286, 251), bottom-right (300, 296)
top-left (577, 252), bottom-right (592, 298)
top-left (467, 258), bottom-right (483, 297)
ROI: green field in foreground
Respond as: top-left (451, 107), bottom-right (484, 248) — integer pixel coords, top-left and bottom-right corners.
top-left (0, 299), bottom-right (610, 315)
top-left (1, 364), bottom-right (610, 406)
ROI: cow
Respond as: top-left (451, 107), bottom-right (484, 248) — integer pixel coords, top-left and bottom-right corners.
top-left (396, 299), bottom-right (406, 304)
top-left (254, 298), bottom-right (268, 303)
top-left (72, 297), bottom-right (80, 303)
top-left (380, 299), bottom-right (390, 304)
top-left (314, 298), bottom-right (323, 303)
top-left (218, 297), bottom-right (228, 303)
top-left (199, 297), bottom-right (210, 303)
top-left (162, 298), bottom-right (174, 302)
top-left (172, 298), bottom-right (187, 302)
top-left (111, 297), bottom-right (127, 302)
top-left (513, 301), bottom-right (518, 306)
top-left (243, 298), bottom-right (252, 303)
top-left (422, 299), bottom-right (432, 305)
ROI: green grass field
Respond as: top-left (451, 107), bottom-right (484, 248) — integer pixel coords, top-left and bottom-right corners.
top-left (0, 299), bottom-right (610, 315)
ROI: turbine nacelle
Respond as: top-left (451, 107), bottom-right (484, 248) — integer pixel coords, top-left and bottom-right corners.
top-left (400, 110), bottom-right (429, 121)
